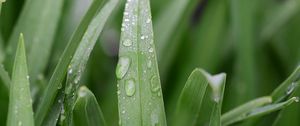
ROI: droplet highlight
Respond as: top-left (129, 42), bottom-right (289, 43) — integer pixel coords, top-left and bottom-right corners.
top-left (116, 57), bottom-right (131, 79)
top-left (125, 79), bottom-right (136, 97)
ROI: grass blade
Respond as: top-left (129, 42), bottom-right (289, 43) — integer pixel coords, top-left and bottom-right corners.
top-left (154, 0), bottom-right (199, 78)
top-left (5, 0), bottom-right (64, 81)
top-left (64, 0), bottom-right (119, 124)
top-left (7, 34), bottom-right (34, 126)
top-left (0, 63), bottom-right (10, 89)
top-left (73, 86), bottom-right (107, 126)
top-left (221, 96), bottom-right (272, 125)
top-left (222, 97), bottom-right (299, 126)
top-left (271, 66), bottom-right (300, 102)
top-left (0, 0), bottom-right (4, 14)
top-left (117, 0), bottom-right (167, 125)
top-left (34, 0), bottom-right (108, 125)
top-left (42, 89), bottom-right (64, 126)
top-left (173, 68), bottom-right (209, 126)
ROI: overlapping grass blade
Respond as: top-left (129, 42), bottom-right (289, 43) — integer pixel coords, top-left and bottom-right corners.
top-left (0, 63), bottom-right (10, 89)
top-left (73, 86), bottom-right (106, 126)
top-left (221, 96), bottom-right (272, 125)
top-left (222, 97), bottom-right (299, 126)
top-left (34, 0), bottom-right (108, 125)
top-left (154, 0), bottom-right (199, 78)
top-left (272, 82), bottom-right (300, 126)
top-left (4, 0), bottom-right (64, 82)
top-left (260, 0), bottom-right (300, 41)
top-left (42, 89), bottom-right (64, 126)
top-left (271, 66), bottom-right (300, 102)
top-left (64, 0), bottom-right (119, 124)
top-left (117, 0), bottom-right (166, 125)
top-left (7, 34), bottom-right (34, 126)
top-left (173, 68), bottom-right (208, 126)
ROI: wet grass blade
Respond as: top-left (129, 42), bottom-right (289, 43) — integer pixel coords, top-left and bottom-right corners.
top-left (154, 0), bottom-right (199, 78)
top-left (42, 89), bottom-right (64, 126)
top-left (222, 97), bottom-right (299, 126)
top-left (7, 34), bottom-right (34, 126)
top-left (4, 0), bottom-right (64, 81)
top-left (34, 0), bottom-right (107, 125)
top-left (117, 0), bottom-right (167, 125)
top-left (64, 0), bottom-right (119, 124)
top-left (271, 66), bottom-right (300, 102)
top-left (73, 86), bottom-right (106, 126)
top-left (221, 96), bottom-right (272, 125)
top-left (173, 69), bottom-right (208, 126)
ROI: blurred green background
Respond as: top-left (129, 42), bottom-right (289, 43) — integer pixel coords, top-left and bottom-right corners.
top-left (0, 0), bottom-right (300, 125)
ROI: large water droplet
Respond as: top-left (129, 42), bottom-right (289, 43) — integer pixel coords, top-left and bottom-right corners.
top-left (125, 79), bottom-right (136, 97)
top-left (116, 57), bottom-right (131, 79)
top-left (150, 76), bottom-right (160, 93)
top-left (123, 39), bottom-right (132, 47)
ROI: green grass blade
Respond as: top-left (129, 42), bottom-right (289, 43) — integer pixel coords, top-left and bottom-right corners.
top-left (154, 0), bottom-right (199, 78)
top-left (221, 96), bottom-right (272, 125)
top-left (271, 66), bottom-right (300, 102)
top-left (4, 0), bottom-right (64, 81)
top-left (117, 0), bottom-right (167, 125)
top-left (203, 71), bottom-right (226, 126)
top-left (222, 97), bottom-right (299, 126)
top-left (73, 86), bottom-right (107, 126)
top-left (34, 0), bottom-right (108, 125)
top-left (42, 89), bottom-right (64, 126)
top-left (173, 68), bottom-right (209, 126)
top-left (7, 34), bottom-right (34, 126)
top-left (0, 64), bottom-right (10, 89)
top-left (260, 0), bottom-right (300, 41)
top-left (0, 0), bottom-right (4, 14)
top-left (64, 0), bottom-right (119, 124)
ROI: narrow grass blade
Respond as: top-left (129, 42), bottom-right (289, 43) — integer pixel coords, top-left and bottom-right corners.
top-left (272, 81), bottom-right (300, 126)
top-left (4, 0), bottom-right (64, 81)
top-left (73, 86), bottom-right (106, 126)
top-left (260, 0), bottom-right (300, 41)
top-left (34, 0), bottom-right (108, 125)
top-left (221, 96), bottom-right (272, 125)
top-left (222, 97), bottom-right (299, 126)
top-left (154, 0), bottom-right (199, 78)
top-left (7, 34), bottom-right (34, 126)
top-left (0, 35), bottom-right (5, 63)
top-left (42, 89), bottom-right (64, 126)
top-left (117, 0), bottom-right (167, 125)
top-left (173, 68), bottom-right (208, 126)
top-left (0, 64), bottom-right (10, 89)
top-left (271, 66), bottom-right (300, 102)
top-left (64, 0), bottom-right (119, 124)
top-left (204, 71), bottom-right (226, 126)
top-left (228, 0), bottom-right (258, 109)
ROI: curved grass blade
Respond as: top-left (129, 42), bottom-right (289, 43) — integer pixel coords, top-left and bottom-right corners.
top-left (260, 0), bottom-right (300, 41)
top-left (64, 0), bottom-right (120, 124)
top-left (221, 96), bottom-right (272, 125)
top-left (271, 65), bottom-right (300, 102)
top-left (73, 86), bottom-right (106, 126)
top-left (4, 0), bottom-right (64, 80)
top-left (154, 0), bottom-right (199, 78)
top-left (222, 97), bottom-right (299, 126)
top-left (34, 0), bottom-right (108, 125)
top-left (173, 68), bottom-right (208, 126)
top-left (117, 0), bottom-right (167, 125)
top-left (7, 34), bottom-right (34, 126)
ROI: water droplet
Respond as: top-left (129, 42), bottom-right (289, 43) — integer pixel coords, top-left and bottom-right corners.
top-left (26, 75), bottom-right (30, 79)
top-left (148, 48), bottom-right (154, 53)
top-left (295, 97), bottom-right (299, 102)
top-left (157, 92), bottom-right (161, 97)
top-left (121, 27), bottom-right (125, 31)
top-left (124, 19), bottom-right (130, 22)
top-left (125, 79), bottom-right (136, 97)
top-left (123, 39), bottom-right (132, 47)
top-left (18, 121), bottom-right (22, 126)
top-left (146, 18), bottom-right (151, 23)
top-left (124, 12), bottom-right (129, 15)
top-left (147, 61), bottom-right (152, 68)
top-left (141, 36), bottom-right (145, 40)
top-left (286, 82), bottom-right (296, 95)
top-left (122, 110), bottom-right (126, 114)
top-left (117, 90), bottom-right (121, 95)
top-left (68, 69), bottom-right (73, 74)
top-left (116, 57), bottom-right (131, 79)
top-left (150, 76), bottom-right (160, 93)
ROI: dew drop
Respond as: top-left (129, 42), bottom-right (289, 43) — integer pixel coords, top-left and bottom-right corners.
top-left (148, 48), bottom-right (154, 53)
top-left (150, 76), bottom-right (160, 93)
top-left (124, 19), bottom-right (130, 22)
top-left (68, 69), bottom-right (73, 74)
top-left (141, 36), bottom-right (145, 40)
top-left (117, 90), bottom-right (121, 95)
top-left (116, 57), bottom-right (131, 79)
top-left (125, 79), bottom-right (136, 97)
top-left (123, 39), bottom-right (132, 47)
top-left (26, 75), bottom-right (30, 79)
top-left (147, 61), bottom-right (152, 68)
top-left (122, 110), bottom-right (126, 114)
top-left (146, 18), bottom-right (151, 23)
top-left (295, 97), bottom-right (299, 102)
top-left (18, 121), bottom-right (22, 126)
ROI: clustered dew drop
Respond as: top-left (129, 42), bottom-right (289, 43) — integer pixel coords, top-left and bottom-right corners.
top-left (123, 39), bottom-right (132, 47)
